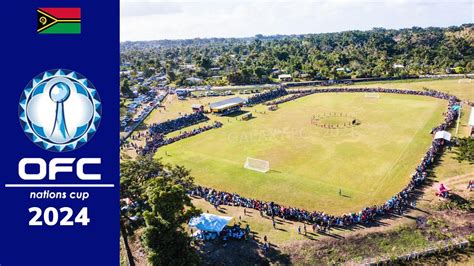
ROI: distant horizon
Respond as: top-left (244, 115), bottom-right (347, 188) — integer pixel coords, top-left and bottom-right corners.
top-left (120, 23), bottom-right (472, 43)
top-left (120, 0), bottom-right (473, 42)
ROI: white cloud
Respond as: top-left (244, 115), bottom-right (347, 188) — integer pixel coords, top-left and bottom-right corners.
top-left (120, 0), bottom-right (474, 41)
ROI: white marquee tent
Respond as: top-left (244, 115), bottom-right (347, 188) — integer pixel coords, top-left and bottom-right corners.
top-left (188, 213), bottom-right (233, 233)
top-left (434, 130), bottom-right (452, 141)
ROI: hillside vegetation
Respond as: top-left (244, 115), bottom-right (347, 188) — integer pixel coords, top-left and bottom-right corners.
top-left (121, 24), bottom-right (473, 86)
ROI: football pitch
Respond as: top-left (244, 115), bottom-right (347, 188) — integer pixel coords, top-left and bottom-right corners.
top-left (155, 92), bottom-right (446, 214)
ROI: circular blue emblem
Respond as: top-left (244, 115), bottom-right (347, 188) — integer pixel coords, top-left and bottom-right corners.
top-left (19, 69), bottom-right (102, 152)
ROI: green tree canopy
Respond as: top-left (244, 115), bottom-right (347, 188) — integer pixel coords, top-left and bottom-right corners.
top-left (120, 79), bottom-right (133, 98)
top-left (121, 24), bottom-right (473, 85)
top-left (142, 177), bottom-right (201, 265)
top-left (120, 156), bottom-right (201, 266)
top-left (453, 137), bottom-right (474, 164)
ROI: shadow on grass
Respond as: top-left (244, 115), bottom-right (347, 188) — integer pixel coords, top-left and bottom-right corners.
top-left (225, 110), bottom-right (249, 117)
top-left (275, 220), bottom-right (286, 225)
top-left (267, 169), bottom-right (282, 174)
top-left (449, 193), bottom-right (470, 205)
top-left (324, 232), bottom-right (345, 240)
top-left (197, 235), bottom-right (291, 265)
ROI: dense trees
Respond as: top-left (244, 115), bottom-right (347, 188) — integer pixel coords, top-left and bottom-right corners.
top-left (453, 137), bottom-right (474, 164)
top-left (120, 78), bottom-right (133, 97)
top-left (142, 176), bottom-right (201, 265)
top-left (121, 24), bottom-right (473, 86)
top-left (120, 157), bottom-right (201, 265)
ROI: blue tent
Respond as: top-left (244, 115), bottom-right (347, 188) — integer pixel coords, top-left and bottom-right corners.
top-left (188, 213), bottom-right (233, 233)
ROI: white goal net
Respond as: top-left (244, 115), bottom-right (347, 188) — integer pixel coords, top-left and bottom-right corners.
top-left (364, 93), bottom-right (380, 99)
top-left (244, 157), bottom-right (270, 173)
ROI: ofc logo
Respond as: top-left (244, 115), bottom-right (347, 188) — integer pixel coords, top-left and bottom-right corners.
top-left (19, 69), bottom-right (101, 152)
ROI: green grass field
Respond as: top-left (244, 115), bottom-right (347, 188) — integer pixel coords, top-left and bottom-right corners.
top-left (155, 92), bottom-right (446, 214)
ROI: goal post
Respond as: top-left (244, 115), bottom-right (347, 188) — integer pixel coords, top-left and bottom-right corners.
top-left (364, 93), bottom-right (380, 99)
top-left (244, 157), bottom-right (270, 173)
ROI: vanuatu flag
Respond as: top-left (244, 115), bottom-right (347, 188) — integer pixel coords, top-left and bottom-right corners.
top-left (37, 8), bottom-right (81, 34)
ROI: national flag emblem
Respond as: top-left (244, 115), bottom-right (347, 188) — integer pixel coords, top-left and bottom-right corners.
top-left (37, 8), bottom-right (81, 34)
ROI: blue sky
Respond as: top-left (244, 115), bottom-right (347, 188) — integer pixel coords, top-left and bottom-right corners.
top-left (120, 0), bottom-right (473, 41)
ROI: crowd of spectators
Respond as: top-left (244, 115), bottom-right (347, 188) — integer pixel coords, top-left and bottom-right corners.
top-left (188, 88), bottom-right (460, 229)
top-left (266, 92), bottom-right (312, 105)
top-left (120, 138), bottom-right (140, 153)
top-left (286, 87), bottom-right (455, 100)
top-left (148, 112), bottom-right (209, 135)
top-left (192, 230), bottom-right (218, 241)
top-left (140, 121), bottom-right (223, 155)
top-left (221, 224), bottom-right (250, 241)
top-left (246, 88), bottom-right (288, 106)
top-left (192, 223), bottom-right (250, 242)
